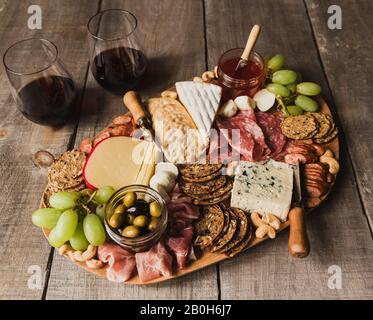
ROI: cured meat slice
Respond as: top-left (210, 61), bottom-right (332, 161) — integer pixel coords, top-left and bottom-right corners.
top-left (166, 226), bottom-right (194, 269)
top-left (135, 241), bottom-right (173, 282)
top-left (98, 243), bottom-right (136, 283)
top-left (256, 111), bottom-right (287, 160)
top-left (215, 111), bottom-right (271, 161)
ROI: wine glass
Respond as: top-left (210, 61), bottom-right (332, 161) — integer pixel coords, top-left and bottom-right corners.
top-left (3, 38), bottom-right (77, 126)
top-left (87, 9), bottom-right (147, 95)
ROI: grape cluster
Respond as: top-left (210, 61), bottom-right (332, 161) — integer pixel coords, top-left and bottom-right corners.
top-left (266, 54), bottom-right (322, 116)
top-left (32, 186), bottom-right (116, 250)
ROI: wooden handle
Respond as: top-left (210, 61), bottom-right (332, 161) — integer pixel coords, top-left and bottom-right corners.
top-left (241, 24), bottom-right (261, 60)
top-left (123, 91), bottom-right (146, 124)
top-left (288, 207), bottom-right (310, 258)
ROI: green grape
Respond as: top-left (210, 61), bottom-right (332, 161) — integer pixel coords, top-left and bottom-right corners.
top-left (295, 95), bottom-right (319, 112)
top-left (94, 186), bottom-right (115, 205)
top-left (48, 209), bottom-right (78, 248)
top-left (286, 105), bottom-right (304, 116)
top-left (296, 82), bottom-right (321, 96)
top-left (267, 54), bottom-right (285, 71)
top-left (49, 191), bottom-right (80, 210)
top-left (32, 208), bottom-right (63, 229)
top-left (83, 214), bottom-right (106, 245)
top-left (69, 221), bottom-right (89, 251)
top-left (287, 83), bottom-right (297, 94)
top-left (266, 83), bottom-right (291, 97)
top-left (95, 204), bottom-right (106, 222)
top-left (272, 70), bottom-right (297, 85)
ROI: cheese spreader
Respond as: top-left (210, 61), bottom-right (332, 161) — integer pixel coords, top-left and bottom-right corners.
top-left (288, 163), bottom-right (310, 258)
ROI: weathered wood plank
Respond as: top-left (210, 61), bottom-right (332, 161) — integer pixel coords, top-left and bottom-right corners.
top-left (205, 0), bottom-right (373, 299)
top-left (45, 0), bottom-right (219, 299)
top-left (0, 0), bottom-right (99, 299)
top-left (304, 0), bottom-right (373, 231)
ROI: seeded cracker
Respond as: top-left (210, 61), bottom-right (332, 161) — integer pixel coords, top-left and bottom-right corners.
top-left (179, 175), bottom-right (227, 195)
top-left (179, 163), bottom-right (223, 179)
top-left (194, 205), bottom-right (225, 248)
top-left (192, 190), bottom-right (232, 206)
top-left (314, 127), bottom-right (338, 144)
top-left (310, 112), bottom-right (331, 139)
top-left (219, 208), bottom-right (249, 254)
top-left (227, 219), bottom-right (253, 257)
top-left (281, 114), bottom-right (318, 140)
top-left (192, 179), bottom-right (233, 202)
top-left (211, 208), bottom-right (238, 252)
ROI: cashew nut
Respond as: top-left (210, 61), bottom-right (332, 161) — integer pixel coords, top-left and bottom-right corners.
top-left (86, 259), bottom-right (105, 269)
top-left (214, 66), bottom-right (218, 78)
top-left (321, 148), bottom-right (334, 159)
top-left (202, 71), bottom-right (215, 82)
top-left (161, 90), bottom-right (178, 99)
top-left (250, 212), bottom-right (266, 228)
top-left (193, 76), bottom-right (203, 83)
top-left (256, 224), bottom-right (276, 239)
top-left (262, 213), bottom-right (281, 230)
top-left (320, 156), bottom-right (340, 175)
top-left (58, 244), bottom-right (72, 255)
top-left (73, 245), bottom-right (97, 262)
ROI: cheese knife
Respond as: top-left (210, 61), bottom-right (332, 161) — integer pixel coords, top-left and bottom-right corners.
top-left (123, 91), bottom-right (162, 153)
top-left (288, 163), bottom-right (310, 258)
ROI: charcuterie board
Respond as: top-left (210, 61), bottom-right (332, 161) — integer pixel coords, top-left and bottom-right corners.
top-left (39, 90), bottom-right (339, 285)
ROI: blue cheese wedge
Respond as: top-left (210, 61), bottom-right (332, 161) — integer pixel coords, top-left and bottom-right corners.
top-left (231, 160), bottom-right (293, 221)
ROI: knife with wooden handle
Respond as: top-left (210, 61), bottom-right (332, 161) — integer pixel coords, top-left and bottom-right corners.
top-left (288, 163), bottom-right (310, 258)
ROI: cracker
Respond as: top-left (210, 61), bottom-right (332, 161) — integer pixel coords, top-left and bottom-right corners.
top-left (179, 163), bottom-right (223, 179)
top-left (180, 175), bottom-right (227, 195)
top-left (227, 220), bottom-right (253, 257)
top-left (314, 127), bottom-right (339, 144)
top-left (211, 208), bottom-right (238, 252)
top-left (181, 170), bottom-right (222, 183)
top-left (219, 208), bottom-right (248, 254)
top-left (310, 112), bottom-right (331, 139)
top-left (191, 180), bottom-right (233, 201)
top-left (281, 114), bottom-right (318, 140)
top-left (194, 205), bottom-right (225, 248)
top-left (192, 190), bottom-right (232, 206)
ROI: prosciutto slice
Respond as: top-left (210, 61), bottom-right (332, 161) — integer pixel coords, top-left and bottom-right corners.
top-left (135, 241), bottom-right (173, 282)
top-left (166, 226), bottom-right (194, 269)
top-left (97, 243), bottom-right (136, 283)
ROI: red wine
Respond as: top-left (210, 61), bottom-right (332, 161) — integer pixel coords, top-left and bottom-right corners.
top-left (16, 75), bottom-right (77, 126)
top-left (91, 47), bottom-right (147, 94)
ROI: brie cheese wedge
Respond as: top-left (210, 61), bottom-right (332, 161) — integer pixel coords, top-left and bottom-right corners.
top-left (175, 81), bottom-right (222, 143)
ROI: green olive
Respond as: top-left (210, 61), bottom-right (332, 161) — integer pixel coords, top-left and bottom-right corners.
top-left (133, 215), bottom-right (149, 228)
top-left (114, 204), bottom-right (125, 215)
top-left (126, 213), bottom-right (135, 225)
top-left (122, 225), bottom-right (140, 238)
top-left (149, 201), bottom-right (162, 218)
top-left (148, 217), bottom-right (160, 232)
top-left (109, 212), bottom-right (124, 228)
top-left (123, 192), bottom-right (137, 207)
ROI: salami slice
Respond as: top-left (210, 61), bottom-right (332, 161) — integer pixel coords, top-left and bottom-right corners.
top-left (214, 111), bottom-right (271, 161)
top-left (256, 111), bottom-right (287, 160)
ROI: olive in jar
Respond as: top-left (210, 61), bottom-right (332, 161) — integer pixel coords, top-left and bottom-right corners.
top-left (123, 192), bottom-right (137, 207)
top-left (148, 217), bottom-right (160, 232)
top-left (126, 199), bottom-right (149, 216)
top-left (149, 201), bottom-right (162, 218)
top-left (133, 215), bottom-right (149, 228)
top-left (122, 225), bottom-right (140, 238)
top-left (109, 212), bottom-right (124, 228)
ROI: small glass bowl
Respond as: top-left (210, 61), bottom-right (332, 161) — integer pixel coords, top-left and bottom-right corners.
top-left (104, 185), bottom-right (168, 253)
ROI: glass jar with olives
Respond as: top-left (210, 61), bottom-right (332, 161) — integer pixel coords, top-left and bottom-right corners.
top-left (104, 185), bottom-right (168, 252)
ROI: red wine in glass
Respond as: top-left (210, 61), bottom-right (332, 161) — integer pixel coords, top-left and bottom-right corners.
top-left (91, 46), bottom-right (146, 94)
top-left (87, 9), bottom-right (147, 94)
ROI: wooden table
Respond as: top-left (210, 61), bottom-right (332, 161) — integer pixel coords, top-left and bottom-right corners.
top-left (0, 0), bottom-right (372, 300)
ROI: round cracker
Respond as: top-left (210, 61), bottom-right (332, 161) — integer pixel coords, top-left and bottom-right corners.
top-left (179, 175), bottom-right (227, 195)
top-left (281, 114), bottom-right (318, 140)
top-left (211, 208), bottom-right (238, 252)
top-left (191, 179), bottom-right (233, 201)
top-left (179, 163), bottom-right (223, 179)
top-left (310, 112), bottom-right (331, 139)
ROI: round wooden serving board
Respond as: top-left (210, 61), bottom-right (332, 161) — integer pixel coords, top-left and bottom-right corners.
top-left (40, 96), bottom-right (339, 285)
